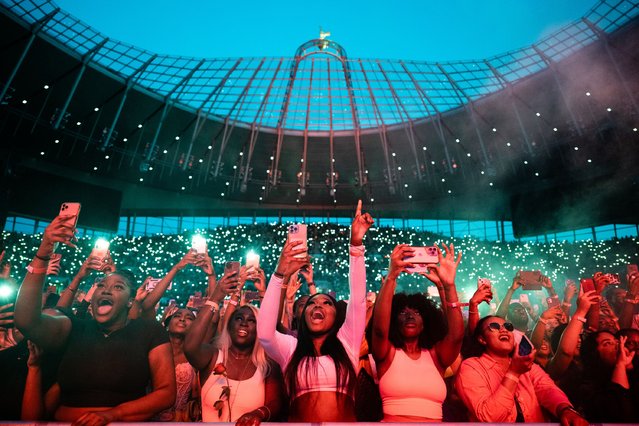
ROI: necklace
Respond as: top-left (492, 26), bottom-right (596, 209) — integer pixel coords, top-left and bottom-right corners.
top-left (229, 348), bottom-right (251, 359)
top-left (225, 349), bottom-right (255, 421)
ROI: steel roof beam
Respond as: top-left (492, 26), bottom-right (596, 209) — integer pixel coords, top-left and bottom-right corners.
top-left (532, 45), bottom-right (583, 137)
top-left (53, 37), bottom-right (108, 129)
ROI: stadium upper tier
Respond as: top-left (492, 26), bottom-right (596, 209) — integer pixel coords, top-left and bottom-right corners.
top-left (2, 0), bottom-right (638, 134)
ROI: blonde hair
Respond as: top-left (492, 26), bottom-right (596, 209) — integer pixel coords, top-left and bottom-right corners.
top-left (216, 304), bottom-right (271, 377)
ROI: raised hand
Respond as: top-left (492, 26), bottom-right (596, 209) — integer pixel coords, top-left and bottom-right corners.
top-left (388, 244), bottom-right (414, 280)
top-left (286, 274), bottom-right (303, 301)
top-left (27, 340), bottom-right (43, 368)
top-left (299, 262), bottom-right (314, 284)
top-left (511, 271), bottom-right (522, 291)
top-left (76, 255), bottom-right (105, 280)
top-left (508, 342), bottom-right (536, 375)
top-left (46, 254), bottom-right (62, 276)
top-left (423, 243), bottom-right (462, 288)
top-left (617, 335), bottom-right (635, 370)
top-left (275, 240), bottom-right (309, 279)
top-left (195, 252), bottom-right (215, 276)
top-left (350, 200), bottom-right (374, 246)
top-left (564, 280), bottom-right (577, 303)
top-left (470, 284), bottom-right (493, 307)
top-left (575, 290), bottom-right (599, 316)
top-left (0, 303), bottom-right (14, 327)
top-left (176, 250), bottom-right (200, 271)
top-left (135, 278), bottom-right (151, 302)
top-left (38, 215), bottom-right (78, 256)
top-left (248, 267), bottom-right (267, 294)
top-left (210, 271), bottom-right (241, 302)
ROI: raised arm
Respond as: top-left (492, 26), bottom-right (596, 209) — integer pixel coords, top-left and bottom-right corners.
top-left (184, 274), bottom-right (234, 370)
top-left (57, 254), bottom-right (103, 309)
top-left (496, 273), bottom-right (521, 318)
top-left (546, 291), bottom-right (598, 379)
top-left (257, 240), bottom-right (308, 367)
top-left (619, 273), bottom-right (639, 329)
top-left (372, 244), bottom-right (412, 365)
top-left (338, 200), bottom-right (373, 357)
top-left (14, 216), bottom-right (73, 350)
top-left (424, 243), bottom-right (464, 369)
top-left (530, 306), bottom-right (563, 350)
top-left (140, 250), bottom-right (199, 312)
top-left (467, 283), bottom-right (493, 335)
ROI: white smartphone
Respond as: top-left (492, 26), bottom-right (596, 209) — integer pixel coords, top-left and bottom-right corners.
top-left (478, 278), bottom-right (492, 288)
top-left (245, 251), bottom-right (260, 269)
top-left (191, 235), bottom-right (207, 254)
top-left (91, 238), bottom-right (110, 260)
top-left (145, 278), bottom-right (171, 292)
top-left (405, 246), bottom-right (439, 273)
top-left (288, 224), bottom-right (307, 258)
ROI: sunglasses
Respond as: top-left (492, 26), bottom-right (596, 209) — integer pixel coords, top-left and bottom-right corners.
top-left (486, 322), bottom-right (514, 332)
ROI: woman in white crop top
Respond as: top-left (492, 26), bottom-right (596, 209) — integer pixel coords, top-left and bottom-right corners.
top-left (258, 200), bottom-right (373, 421)
top-left (184, 273), bottom-right (285, 425)
top-left (372, 243), bottom-right (465, 422)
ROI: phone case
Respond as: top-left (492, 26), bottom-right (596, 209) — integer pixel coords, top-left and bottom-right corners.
top-left (288, 224), bottom-right (308, 258)
top-left (245, 253), bottom-right (260, 269)
top-left (224, 261), bottom-right (240, 275)
top-left (405, 246), bottom-right (439, 273)
top-left (580, 278), bottom-right (596, 293)
top-left (59, 202), bottom-right (81, 227)
top-left (519, 271), bottom-right (543, 290)
top-left (519, 335), bottom-right (533, 356)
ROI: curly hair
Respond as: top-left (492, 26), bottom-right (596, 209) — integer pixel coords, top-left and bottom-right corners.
top-left (284, 293), bottom-right (355, 399)
top-left (388, 293), bottom-right (447, 350)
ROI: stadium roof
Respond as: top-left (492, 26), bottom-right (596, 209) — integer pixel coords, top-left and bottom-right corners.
top-left (2, 0), bottom-right (638, 134)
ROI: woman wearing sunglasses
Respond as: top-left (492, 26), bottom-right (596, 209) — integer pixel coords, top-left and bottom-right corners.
top-left (455, 316), bottom-right (587, 425)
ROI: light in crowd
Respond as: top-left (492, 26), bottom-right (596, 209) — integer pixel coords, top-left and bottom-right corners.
top-left (138, 124), bottom-right (143, 128)
top-left (163, 149), bottom-right (168, 153)
top-left (221, 193), bottom-right (225, 196)
top-left (123, 138), bottom-right (128, 142)
top-left (43, 84), bottom-right (49, 89)
top-left (175, 136), bottom-right (180, 140)
top-left (607, 107), bottom-right (612, 112)
top-left (587, 159), bottom-right (592, 163)
top-left (586, 92), bottom-right (591, 96)
top-left (139, 178), bottom-right (144, 182)
top-left (181, 186), bottom-right (185, 190)
top-left (574, 147), bottom-right (579, 151)
top-left (95, 238), bottom-right (110, 250)
top-left (0, 284), bottom-right (13, 299)
top-left (553, 128), bottom-right (558, 132)
top-left (467, 153), bottom-right (471, 157)
top-left (392, 152), bottom-right (396, 157)
top-left (54, 139), bottom-right (59, 144)
top-left (208, 145), bottom-right (212, 149)
top-left (188, 176), bottom-right (193, 180)
top-left (76, 122), bottom-right (81, 126)
top-left (506, 142), bottom-right (511, 147)
top-left (22, 99), bottom-right (27, 104)
top-left (492, 128), bottom-right (497, 132)
top-left (422, 146), bottom-right (427, 150)
top-left (536, 112), bottom-right (540, 117)
top-left (40, 151), bottom-right (45, 156)
top-left (455, 138), bottom-right (460, 143)
top-left (523, 160), bottom-right (528, 164)
top-left (93, 166), bottom-right (98, 170)
top-left (94, 107), bottom-right (99, 112)
top-left (489, 182), bottom-right (494, 186)
top-left (105, 155), bottom-right (109, 159)
top-left (198, 159), bottom-right (203, 163)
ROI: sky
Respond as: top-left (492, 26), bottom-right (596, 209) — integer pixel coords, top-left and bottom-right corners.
top-left (56, 0), bottom-right (598, 61)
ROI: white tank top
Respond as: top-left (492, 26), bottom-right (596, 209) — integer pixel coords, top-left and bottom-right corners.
top-left (201, 351), bottom-right (266, 422)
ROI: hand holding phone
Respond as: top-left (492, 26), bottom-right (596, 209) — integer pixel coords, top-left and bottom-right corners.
top-left (191, 235), bottom-right (207, 255)
top-left (518, 335), bottom-right (534, 357)
top-left (287, 224), bottom-right (308, 259)
top-left (405, 246), bottom-right (439, 273)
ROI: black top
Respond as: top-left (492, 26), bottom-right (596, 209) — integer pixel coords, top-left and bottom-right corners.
top-left (57, 318), bottom-right (169, 407)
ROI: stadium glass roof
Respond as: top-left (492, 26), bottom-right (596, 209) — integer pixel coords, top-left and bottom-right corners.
top-left (2, 0), bottom-right (639, 135)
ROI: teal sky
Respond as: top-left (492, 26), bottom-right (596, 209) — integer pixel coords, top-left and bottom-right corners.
top-left (57, 0), bottom-right (598, 61)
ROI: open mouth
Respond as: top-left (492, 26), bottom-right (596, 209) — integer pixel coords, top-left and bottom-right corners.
top-left (237, 329), bottom-right (248, 337)
top-left (96, 299), bottom-right (114, 315)
top-left (498, 335), bottom-right (510, 342)
top-left (311, 310), bottom-right (325, 320)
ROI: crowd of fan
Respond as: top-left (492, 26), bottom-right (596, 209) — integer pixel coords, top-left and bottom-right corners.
top-left (0, 205), bottom-right (638, 425)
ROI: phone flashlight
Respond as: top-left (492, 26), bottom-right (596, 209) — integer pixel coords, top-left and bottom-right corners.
top-left (95, 238), bottom-right (110, 250)
top-left (246, 251), bottom-right (260, 268)
top-left (191, 235), bottom-right (207, 254)
top-left (0, 282), bottom-right (14, 299)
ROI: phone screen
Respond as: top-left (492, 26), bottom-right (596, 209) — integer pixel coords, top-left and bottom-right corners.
top-left (518, 335), bottom-right (533, 356)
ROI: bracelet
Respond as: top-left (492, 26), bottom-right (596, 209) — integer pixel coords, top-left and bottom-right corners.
top-left (26, 264), bottom-right (48, 274)
top-left (204, 300), bottom-right (219, 313)
top-left (504, 372), bottom-right (520, 383)
top-left (65, 287), bottom-right (78, 293)
top-left (575, 315), bottom-right (587, 323)
top-left (256, 406), bottom-right (271, 421)
top-left (273, 272), bottom-right (284, 279)
top-left (446, 301), bottom-right (469, 308)
top-left (228, 299), bottom-right (238, 306)
top-left (307, 281), bottom-right (316, 287)
top-left (35, 254), bottom-right (51, 261)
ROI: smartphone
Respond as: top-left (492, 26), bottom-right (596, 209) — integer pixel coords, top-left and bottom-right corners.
top-left (191, 235), bottom-right (207, 255)
top-left (580, 278), bottom-right (596, 293)
top-left (603, 273), bottom-right (620, 285)
top-left (288, 224), bottom-right (308, 258)
top-left (519, 270), bottom-right (543, 291)
top-left (91, 238), bottom-right (110, 261)
top-left (405, 246), bottom-right (439, 273)
top-left (59, 202), bottom-right (81, 227)
top-left (145, 278), bottom-right (163, 292)
top-left (546, 296), bottom-right (561, 309)
top-left (245, 251), bottom-right (260, 270)
top-left (518, 334), bottom-right (533, 356)
top-left (244, 290), bottom-right (260, 302)
top-left (478, 278), bottom-right (492, 288)
top-left (628, 264), bottom-right (639, 277)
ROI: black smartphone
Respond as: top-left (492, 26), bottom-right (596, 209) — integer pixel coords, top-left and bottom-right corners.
top-left (518, 335), bottom-right (533, 357)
